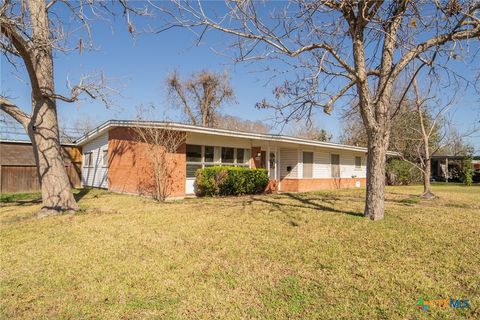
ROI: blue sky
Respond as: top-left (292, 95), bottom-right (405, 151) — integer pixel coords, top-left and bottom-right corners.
top-left (1, 3), bottom-right (479, 148)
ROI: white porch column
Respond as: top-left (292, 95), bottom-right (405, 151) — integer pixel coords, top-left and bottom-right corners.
top-left (266, 145), bottom-right (270, 177)
top-left (277, 148), bottom-right (281, 191)
top-left (446, 157), bottom-right (448, 183)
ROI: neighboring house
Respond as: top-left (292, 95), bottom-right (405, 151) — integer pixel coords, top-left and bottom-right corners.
top-left (0, 140), bottom-right (82, 193)
top-left (430, 155), bottom-right (480, 182)
top-left (75, 120), bottom-right (398, 198)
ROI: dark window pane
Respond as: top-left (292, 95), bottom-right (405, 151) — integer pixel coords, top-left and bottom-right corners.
top-left (102, 150), bottom-right (108, 166)
top-left (186, 164), bottom-right (202, 178)
top-left (222, 147), bottom-right (234, 163)
top-left (355, 156), bottom-right (361, 169)
top-left (303, 152), bottom-right (313, 178)
top-left (84, 153), bottom-right (92, 167)
top-left (236, 149), bottom-right (244, 164)
top-left (331, 154), bottom-right (340, 178)
top-left (186, 144), bottom-right (202, 162)
top-left (205, 146), bottom-right (214, 162)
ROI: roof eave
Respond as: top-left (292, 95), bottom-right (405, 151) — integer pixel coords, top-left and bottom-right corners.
top-left (74, 120), bottom-right (400, 155)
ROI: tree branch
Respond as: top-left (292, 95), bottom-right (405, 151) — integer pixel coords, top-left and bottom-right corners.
top-left (0, 18), bottom-right (42, 97)
top-left (168, 73), bottom-right (197, 125)
top-left (177, 2), bottom-right (355, 76)
top-left (323, 79), bottom-right (355, 114)
top-left (0, 96), bottom-right (31, 127)
top-left (393, 19), bottom-right (480, 79)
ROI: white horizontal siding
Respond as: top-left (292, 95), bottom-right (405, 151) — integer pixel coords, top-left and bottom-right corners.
top-left (82, 132), bottom-right (108, 188)
top-left (297, 151), bottom-right (303, 178)
top-left (280, 148), bottom-right (298, 178)
top-left (313, 151), bottom-right (330, 178)
top-left (279, 147), bottom-right (367, 179)
top-left (338, 151), bottom-right (366, 178)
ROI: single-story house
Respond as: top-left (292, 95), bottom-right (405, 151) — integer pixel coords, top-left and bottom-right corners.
top-left (0, 139), bottom-right (82, 193)
top-left (75, 120), bottom-right (397, 198)
top-left (430, 155), bottom-right (480, 182)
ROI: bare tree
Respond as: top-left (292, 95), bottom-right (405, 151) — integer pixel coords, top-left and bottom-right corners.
top-left (340, 107), bottom-right (369, 148)
top-left (343, 84), bottom-right (477, 197)
top-left (286, 122), bottom-right (332, 142)
top-left (131, 126), bottom-right (185, 201)
top-left (395, 80), bottom-right (450, 198)
top-left (60, 116), bottom-right (99, 143)
top-left (132, 107), bottom-right (185, 201)
top-left (161, 0), bottom-right (480, 220)
top-left (167, 70), bottom-right (236, 127)
top-left (214, 113), bottom-right (270, 133)
top-left (437, 126), bottom-right (476, 156)
top-left (0, 1), bottom-right (145, 216)
top-left (340, 98), bottom-right (440, 160)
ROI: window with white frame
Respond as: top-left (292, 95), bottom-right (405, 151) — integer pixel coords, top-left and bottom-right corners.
top-left (83, 152), bottom-right (92, 167)
top-left (186, 144), bottom-right (251, 178)
top-left (303, 152), bottom-right (313, 178)
top-left (221, 147), bottom-right (234, 163)
top-left (355, 156), bottom-right (362, 169)
top-left (331, 154), bottom-right (340, 178)
top-left (102, 150), bottom-right (108, 167)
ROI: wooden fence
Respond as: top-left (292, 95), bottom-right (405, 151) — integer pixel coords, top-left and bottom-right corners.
top-left (0, 164), bottom-right (81, 193)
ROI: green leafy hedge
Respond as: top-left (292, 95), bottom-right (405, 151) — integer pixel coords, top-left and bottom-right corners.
top-left (385, 159), bottom-right (421, 185)
top-left (195, 166), bottom-right (269, 196)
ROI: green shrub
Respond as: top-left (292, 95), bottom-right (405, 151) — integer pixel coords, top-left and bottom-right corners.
top-left (385, 159), bottom-right (421, 186)
top-left (460, 155), bottom-right (473, 186)
top-left (195, 166), bottom-right (269, 196)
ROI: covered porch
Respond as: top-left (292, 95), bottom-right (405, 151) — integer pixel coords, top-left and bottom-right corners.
top-left (430, 155), bottom-right (480, 182)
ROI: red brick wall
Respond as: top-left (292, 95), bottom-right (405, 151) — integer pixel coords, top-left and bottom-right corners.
top-left (107, 127), bottom-right (186, 198)
top-left (279, 179), bottom-right (298, 192)
top-left (280, 178), bottom-right (366, 192)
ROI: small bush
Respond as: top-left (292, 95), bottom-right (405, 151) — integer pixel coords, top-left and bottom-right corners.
top-left (460, 155), bottom-right (473, 186)
top-left (386, 159), bottom-right (421, 186)
top-left (195, 166), bottom-right (269, 196)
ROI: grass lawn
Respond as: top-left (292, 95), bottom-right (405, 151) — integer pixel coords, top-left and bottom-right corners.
top-left (1, 184), bottom-right (479, 319)
top-left (0, 191), bottom-right (41, 204)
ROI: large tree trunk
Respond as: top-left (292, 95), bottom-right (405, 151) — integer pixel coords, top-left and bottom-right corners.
top-left (30, 99), bottom-right (79, 215)
top-left (29, 0), bottom-right (78, 215)
top-left (364, 131), bottom-right (388, 221)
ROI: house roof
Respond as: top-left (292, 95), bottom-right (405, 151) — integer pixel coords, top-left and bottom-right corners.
top-left (0, 139), bottom-right (80, 165)
top-left (75, 120), bottom-right (401, 156)
top-left (431, 155), bottom-right (480, 160)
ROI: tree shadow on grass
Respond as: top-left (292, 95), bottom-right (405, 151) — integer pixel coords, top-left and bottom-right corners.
top-left (73, 188), bottom-right (93, 202)
top-left (4, 197), bottom-right (42, 206)
top-left (250, 192), bottom-right (364, 218)
top-left (385, 191), bottom-right (420, 198)
top-left (1, 188), bottom-right (94, 207)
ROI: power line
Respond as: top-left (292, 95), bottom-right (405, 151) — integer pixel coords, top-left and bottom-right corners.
top-left (0, 124), bottom-right (87, 134)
